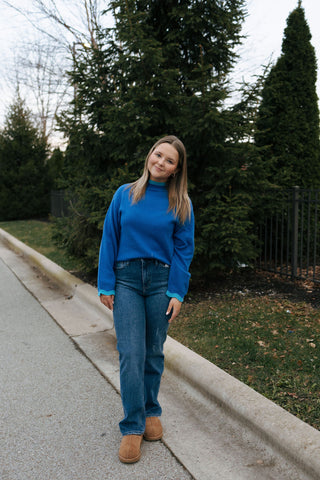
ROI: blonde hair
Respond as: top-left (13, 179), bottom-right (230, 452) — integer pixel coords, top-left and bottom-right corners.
top-left (129, 135), bottom-right (191, 224)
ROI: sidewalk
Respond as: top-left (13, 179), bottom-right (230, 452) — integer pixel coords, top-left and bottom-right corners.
top-left (1, 230), bottom-right (320, 480)
top-left (0, 257), bottom-right (192, 480)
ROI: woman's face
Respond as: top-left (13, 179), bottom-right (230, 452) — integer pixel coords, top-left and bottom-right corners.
top-left (147, 142), bottom-right (179, 183)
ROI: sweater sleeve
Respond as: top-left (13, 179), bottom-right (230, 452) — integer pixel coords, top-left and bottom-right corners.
top-left (166, 202), bottom-right (195, 302)
top-left (97, 187), bottom-right (122, 296)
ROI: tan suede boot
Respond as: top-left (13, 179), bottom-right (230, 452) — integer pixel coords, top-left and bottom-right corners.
top-left (118, 434), bottom-right (143, 463)
top-left (143, 417), bottom-right (163, 441)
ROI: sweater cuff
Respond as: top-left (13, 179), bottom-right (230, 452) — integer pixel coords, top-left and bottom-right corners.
top-left (98, 289), bottom-right (115, 296)
top-left (166, 290), bottom-right (184, 303)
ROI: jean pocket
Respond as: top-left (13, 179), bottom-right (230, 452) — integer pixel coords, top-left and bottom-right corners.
top-left (158, 261), bottom-right (170, 269)
top-left (115, 260), bottom-right (130, 270)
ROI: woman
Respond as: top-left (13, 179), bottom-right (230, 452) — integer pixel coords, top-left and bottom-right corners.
top-left (98, 135), bottom-right (194, 463)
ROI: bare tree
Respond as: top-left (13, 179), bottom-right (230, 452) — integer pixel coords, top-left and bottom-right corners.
top-left (12, 39), bottom-right (70, 145)
top-left (2, 0), bottom-right (105, 50)
top-left (1, 0), bottom-right (110, 146)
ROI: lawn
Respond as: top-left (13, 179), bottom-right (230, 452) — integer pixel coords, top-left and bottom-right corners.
top-left (171, 288), bottom-right (320, 430)
top-left (0, 219), bottom-right (83, 272)
top-left (1, 219), bottom-right (319, 430)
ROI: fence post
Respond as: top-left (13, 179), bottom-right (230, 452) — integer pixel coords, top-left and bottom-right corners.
top-left (291, 186), bottom-right (300, 279)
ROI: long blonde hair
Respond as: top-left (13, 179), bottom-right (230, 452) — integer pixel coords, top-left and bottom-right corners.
top-left (129, 136), bottom-right (191, 224)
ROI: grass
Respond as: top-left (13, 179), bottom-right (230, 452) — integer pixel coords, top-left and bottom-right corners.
top-left (1, 219), bottom-right (319, 430)
top-left (170, 290), bottom-right (320, 430)
top-left (0, 219), bottom-right (83, 272)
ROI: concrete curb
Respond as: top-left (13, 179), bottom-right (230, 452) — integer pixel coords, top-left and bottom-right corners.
top-left (0, 228), bottom-right (114, 329)
top-left (164, 337), bottom-right (320, 478)
top-left (1, 227), bottom-right (320, 479)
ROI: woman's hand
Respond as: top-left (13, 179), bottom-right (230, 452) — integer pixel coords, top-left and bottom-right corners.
top-left (166, 297), bottom-right (182, 323)
top-left (100, 294), bottom-right (114, 311)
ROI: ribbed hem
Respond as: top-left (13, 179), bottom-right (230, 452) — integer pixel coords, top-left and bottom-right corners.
top-left (98, 289), bottom-right (115, 296)
top-left (166, 290), bottom-right (184, 302)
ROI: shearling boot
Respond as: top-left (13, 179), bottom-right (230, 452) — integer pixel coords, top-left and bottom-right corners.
top-left (143, 417), bottom-right (163, 441)
top-left (118, 434), bottom-right (143, 463)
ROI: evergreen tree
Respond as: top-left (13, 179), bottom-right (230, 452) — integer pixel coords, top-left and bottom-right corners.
top-left (255, 4), bottom-right (320, 188)
top-left (107, 0), bottom-right (246, 183)
top-left (0, 95), bottom-right (50, 220)
top-left (55, 0), bottom-right (267, 275)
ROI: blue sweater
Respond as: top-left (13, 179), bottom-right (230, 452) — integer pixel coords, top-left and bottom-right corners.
top-left (98, 181), bottom-right (194, 302)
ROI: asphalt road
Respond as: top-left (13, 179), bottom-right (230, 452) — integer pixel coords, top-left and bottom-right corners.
top-left (0, 258), bottom-right (192, 480)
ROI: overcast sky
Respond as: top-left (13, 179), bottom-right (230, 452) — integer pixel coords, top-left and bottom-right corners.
top-left (0, 0), bottom-right (319, 129)
top-left (232, 0), bottom-right (320, 98)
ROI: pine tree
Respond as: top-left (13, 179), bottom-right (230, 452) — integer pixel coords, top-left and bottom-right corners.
top-left (255, 4), bottom-right (320, 188)
top-left (55, 0), bottom-right (268, 275)
top-left (0, 95), bottom-right (50, 220)
top-left (108, 0), bottom-right (246, 181)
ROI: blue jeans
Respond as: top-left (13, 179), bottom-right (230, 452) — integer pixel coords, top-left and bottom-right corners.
top-left (113, 259), bottom-right (171, 436)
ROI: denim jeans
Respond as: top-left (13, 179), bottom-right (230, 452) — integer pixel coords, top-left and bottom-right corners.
top-left (113, 258), bottom-right (171, 436)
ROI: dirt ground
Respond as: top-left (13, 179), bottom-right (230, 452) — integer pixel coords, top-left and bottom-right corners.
top-left (80, 266), bottom-right (320, 309)
top-left (187, 269), bottom-right (320, 309)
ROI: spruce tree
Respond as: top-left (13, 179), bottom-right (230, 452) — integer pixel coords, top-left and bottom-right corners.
top-left (255, 4), bottom-right (320, 188)
top-left (107, 0), bottom-right (247, 184)
top-left (0, 95), bottom-right (50, 220)
top-left (56, 0), bottom-right (267, 275)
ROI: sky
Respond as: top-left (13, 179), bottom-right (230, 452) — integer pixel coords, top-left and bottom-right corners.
top-left (231, 0), bottom-right (320, 100)
top-left (0, 0), bottom-right (319, 134)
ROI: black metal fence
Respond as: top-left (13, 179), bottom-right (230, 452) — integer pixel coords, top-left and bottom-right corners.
top-left (50, 190), bottom-right (70, 217)
top-left (257, 187), bottom-right (320, 284)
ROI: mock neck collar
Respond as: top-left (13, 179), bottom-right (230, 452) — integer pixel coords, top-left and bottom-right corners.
top-left (148, 180), bottom-right (166, 187)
